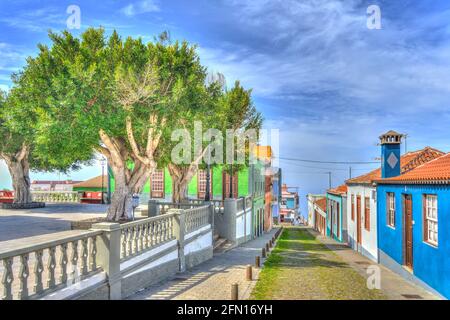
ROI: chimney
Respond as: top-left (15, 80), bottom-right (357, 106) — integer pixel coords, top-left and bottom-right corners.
top-left (379, 130), bottom-right (403, 178)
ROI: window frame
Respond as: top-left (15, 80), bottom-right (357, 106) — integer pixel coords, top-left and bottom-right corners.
top-left (351, 194), bottom-right (355, 221)
top-left (364, 196), bottom-right (370, 231)
top-left (197, 169), bottom-right (213, 199)
top-left (150, 169), bottom-right (165, 199)
top-left (387, 192), bottom-right (396, 228)
top-left (423, 194), bottom-right (438, 247)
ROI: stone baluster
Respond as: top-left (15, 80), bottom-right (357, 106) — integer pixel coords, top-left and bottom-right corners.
top-left (59, 243), bottom-right (68, 284)
top-left (138, 225), bottom-right (144, 252)
top-left (120, 230), bottom-right (127, 259)
top-left (47, 247), bottom-right (56, 288)
top-left (1, 257), bottom-right (14, 300)
top-left (143, 224), bottom-right (149, 249)
top-left (81, 238), bottom-right (88, 275)
top-left (70, 241), bottom-right (79, 282)
top-left (33, 250), bottom-right (44, 294)
top-left (90, 236), bottom-right (97, 271)
top-left (18, 253), bottom-right (30, 299)
top-left (127, 228), bottom-right (133, 257)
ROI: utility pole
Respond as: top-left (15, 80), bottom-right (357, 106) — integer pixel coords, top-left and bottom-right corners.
top-left (404, 133), bottom-right (409, 154)
top-left (327, 172), bottom-right (332, 189)
top-left (349, 166), bottom-right (352, 179)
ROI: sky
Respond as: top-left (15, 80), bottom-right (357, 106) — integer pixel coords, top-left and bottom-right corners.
top-left (1, 0), bottom-right (450, 216)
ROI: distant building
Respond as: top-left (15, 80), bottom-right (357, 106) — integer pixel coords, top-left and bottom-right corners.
top-left (311, 196), bottom-right (327, 236)
top-left (280, 184), bottom-right (299, 222)
top-left (270, 168), bottom-right (282, 225)
top-left (73, 175), bottom-right (108, 192)
top-left (326, 185), bottom-right (348, 243)
top-left (30, 180), bottom-right (82, 192)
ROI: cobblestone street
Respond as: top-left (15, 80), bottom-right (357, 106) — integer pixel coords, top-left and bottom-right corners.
top-left (251, 227), bottom-right (439, 300)
top-left (130, 226), bottom-right (439, 300)
top-left (129, 229), bottom-right (278, 300)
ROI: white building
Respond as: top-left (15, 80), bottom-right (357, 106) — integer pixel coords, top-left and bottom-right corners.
top-left (31, 180), bottom-right (82, 192)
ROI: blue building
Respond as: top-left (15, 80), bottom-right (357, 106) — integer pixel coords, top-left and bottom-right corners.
top-left (377, 151), bottom-right (450, 299)
top-left (271, 168), bottom-right (282, 225)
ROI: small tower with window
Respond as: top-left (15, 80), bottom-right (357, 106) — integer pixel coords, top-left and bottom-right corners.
top-left (379, 130), bottom-right (403, 178)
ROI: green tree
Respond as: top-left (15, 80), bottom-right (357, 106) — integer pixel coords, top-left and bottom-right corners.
top-left (19, 28), bottom-right (206, 220)
top-left (165, 78), bottom-right (263, 202)
top-left (0, 82), bottom-right (86, 204)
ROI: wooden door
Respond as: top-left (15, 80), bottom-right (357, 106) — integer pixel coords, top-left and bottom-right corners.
top-left (356, 196), bottom-right (362, 244)
top-left (404, 194), bottom-right (413, 269)
top-left (314, 211), bottom-right (318, 230)
top-left (222, 171), bottom-right (238, 199)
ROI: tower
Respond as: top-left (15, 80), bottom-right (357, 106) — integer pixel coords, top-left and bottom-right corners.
top-left (379, 130), bottom-right (403, 178)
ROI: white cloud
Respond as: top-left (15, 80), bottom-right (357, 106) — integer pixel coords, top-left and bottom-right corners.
top-left (121, 0), bottom-right (160, 17)
top-left (198, 0), bottom-right (450, 117)
top-left (0, 7), bottom-right (65, 32)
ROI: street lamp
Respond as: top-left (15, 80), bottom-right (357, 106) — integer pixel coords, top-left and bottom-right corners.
top-left (100, 157), bottom-right (106, 204)
top-left (205, 143), bottom-right (212, 202)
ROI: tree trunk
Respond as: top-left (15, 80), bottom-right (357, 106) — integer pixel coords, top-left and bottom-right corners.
top-left (168, 164), bottom-right (197, 203)
top-left (106, 163), bottom-right (151, 221)
top-left (4, 147), bottom-right (32, 204)
top-left (171, 175), bottom-right (188, 203)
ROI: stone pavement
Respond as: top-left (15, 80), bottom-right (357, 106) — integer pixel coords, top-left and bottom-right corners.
top-left (0, 204), bottom-right (107, 242)
top-left (308, 228), bottom-right (440, 300)
top-left (129, 228), bottom-right (279, 300)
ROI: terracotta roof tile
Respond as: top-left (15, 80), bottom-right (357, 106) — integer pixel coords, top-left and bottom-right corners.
top-left (315, 198), bottom-right (327, 212)
top-left (327, 184), bottom-right (348, 195)
top-left (346, 147), bottom-right (444, 185)
top-left (378, 153), bottom-right (450, 184)
top-left (73, 175), bottom-right (107, 188)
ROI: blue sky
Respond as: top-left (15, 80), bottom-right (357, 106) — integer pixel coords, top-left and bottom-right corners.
top-left (1, 0), bottom-right (450, 215)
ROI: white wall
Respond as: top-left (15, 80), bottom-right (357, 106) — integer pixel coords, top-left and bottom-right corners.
top-left (347, 185), bottom-right (378, 262)
top-left (185, 225), bottom-right (212, 255)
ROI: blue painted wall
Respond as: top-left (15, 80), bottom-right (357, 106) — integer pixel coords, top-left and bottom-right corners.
top-left (381, 143), bottom-right (401, 178)
top-left (286, 198), bottom-right (295, 209)
top-left (377, 184), bottom-right (450, 299)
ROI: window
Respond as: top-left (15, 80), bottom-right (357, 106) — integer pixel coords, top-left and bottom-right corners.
top-left (351, 195), bottom-right (355, 221)
top-left (151, 169), bottom-right (164, 198)
top-left (424, 195), bottom-right (438, 246)
top-left (197, 170), bottom-right (212, 199)
top-left (387, 193), bottom-right (395, 227)
top-left (364, 197), bottom-right (370, 231)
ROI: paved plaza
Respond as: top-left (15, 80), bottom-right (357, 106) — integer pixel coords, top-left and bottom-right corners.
top-left (0, 204), bottom-right (107, 242)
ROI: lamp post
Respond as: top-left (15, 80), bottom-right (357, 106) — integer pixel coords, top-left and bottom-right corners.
top-left (100, 157), bottom-right (106, 204)
top-left (205, 144), bottom-right (212, 202)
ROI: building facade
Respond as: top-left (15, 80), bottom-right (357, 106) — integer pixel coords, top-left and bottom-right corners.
top-left (280, 184), bottom-right (299, 222)
top-left (326, 185), bottom-right (348, 243)
top-left (312, 197), bottom-right (327, 236)
top-left (377, 153), bottom-right (450, 299)
top-left (346, 131), bottom-right (444, 262)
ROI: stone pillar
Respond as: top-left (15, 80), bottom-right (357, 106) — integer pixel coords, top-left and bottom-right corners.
top-left (148, 200), bottom-right (160, 217)
top-left (91, 222), bottom-right (121, 300)
top-left (170, 209), bottom-right (186, 272)
top-left (223, 198), bottom-right (238, 243)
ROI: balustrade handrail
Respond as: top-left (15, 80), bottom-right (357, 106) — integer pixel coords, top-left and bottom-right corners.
top-left (0, 230), bottom-right (102, 260)
top-left (184, 204), bottom-right (212, 234)
top-left (120, 212), bottom-right (176, 229)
